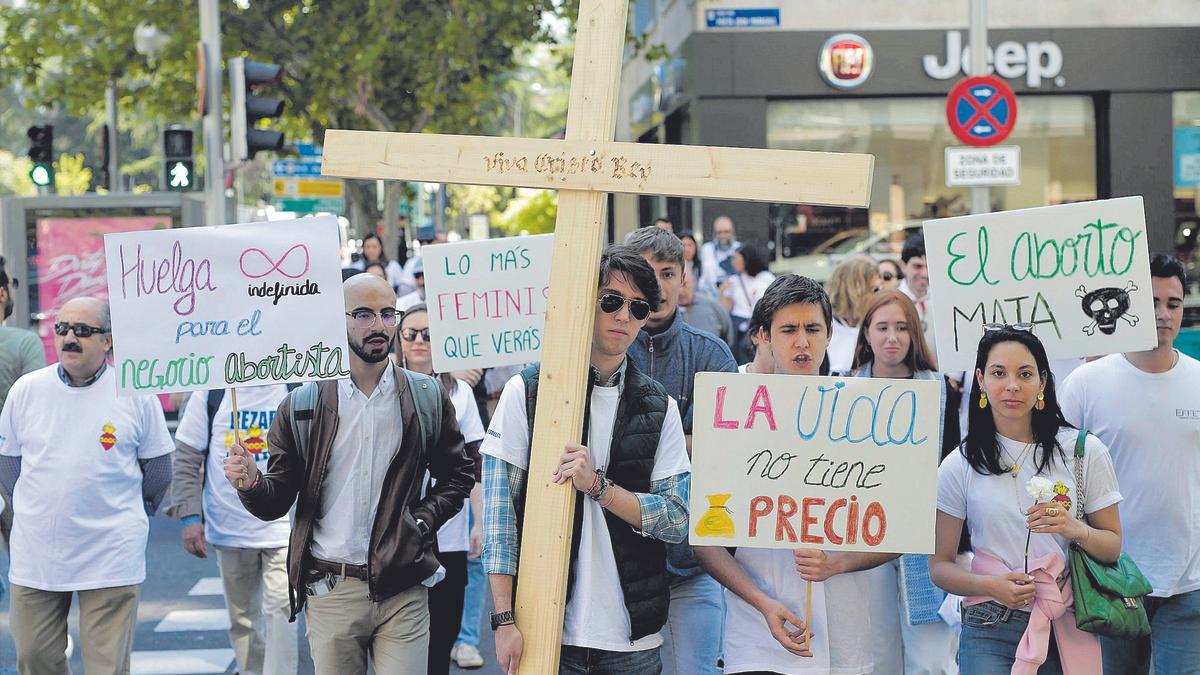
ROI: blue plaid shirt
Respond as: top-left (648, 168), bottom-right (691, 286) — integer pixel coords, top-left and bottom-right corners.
top-left (481, 363), bottom-right (691, 576)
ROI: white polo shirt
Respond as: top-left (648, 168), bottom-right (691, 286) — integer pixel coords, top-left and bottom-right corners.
top-left (0, 365), bottom-right (173, 591)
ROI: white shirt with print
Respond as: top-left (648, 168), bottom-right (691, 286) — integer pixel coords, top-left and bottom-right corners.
top-left (0, 366), bottom-right (173, 591)
top-left (175, 385), bottom-right (292, 549)
top-left (434, 379), bottom-right (485, 553)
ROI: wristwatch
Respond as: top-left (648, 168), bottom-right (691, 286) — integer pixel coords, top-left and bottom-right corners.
top-left (490, 609), bottom-right (515, 631)
top-left (415, 518), bottom-right (430, 537)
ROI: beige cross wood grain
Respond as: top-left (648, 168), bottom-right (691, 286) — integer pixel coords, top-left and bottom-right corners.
top-left (322, 1), bottom-right (874, 671)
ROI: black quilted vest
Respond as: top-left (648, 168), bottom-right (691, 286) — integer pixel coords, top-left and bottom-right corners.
top-left (516, 361), bottom-right (671, 641)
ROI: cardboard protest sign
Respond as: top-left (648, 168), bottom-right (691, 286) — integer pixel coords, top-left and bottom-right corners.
top-left (688, 372), bottom-right (940, 554)
top-left (924, 196), bottom-right (1156, 372)
top-left (104, 216), bottom-right (350, 396)
top-left (422, 234), bottom-right (552, 372)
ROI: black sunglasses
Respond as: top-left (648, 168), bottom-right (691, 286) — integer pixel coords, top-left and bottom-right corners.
top-left (983, 322), bottom-right (1035, 333)
top-left (597, 293), bottom-right (651, 321)
top-left (401, 327), bottom-right (431, 342)
top-left (54, 322), bottom-right (108, 338)
top-left (880, 272), bottom-right (895, 281)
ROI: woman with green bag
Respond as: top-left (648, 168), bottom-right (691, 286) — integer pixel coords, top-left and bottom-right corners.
top-left (930, 325), bottom-right (1124, 673)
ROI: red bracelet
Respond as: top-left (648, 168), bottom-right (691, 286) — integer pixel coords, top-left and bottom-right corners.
top-left (243, 471), bottom-right (262, 492)
top-left (586, 471), bottom-right (602, 498)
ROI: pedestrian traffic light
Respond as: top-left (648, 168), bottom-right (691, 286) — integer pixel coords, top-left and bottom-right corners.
top-left (229, 57), bottom-right (285, 161)
top-left (26, 125), bottom-right (54, 188)
top-left (163, 127), bottom-right (194, 191)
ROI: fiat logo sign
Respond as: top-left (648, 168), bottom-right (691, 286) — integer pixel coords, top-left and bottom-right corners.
top-left (819, 33), bottom-right (873, 89)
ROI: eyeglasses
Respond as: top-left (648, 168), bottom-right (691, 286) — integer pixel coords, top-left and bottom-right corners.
top-left (345, 308), bottom-right (401, 329)
top-left (401, 327), bottom-right (430, 342)
top-left (54, 322), bottom-right (108, 338)
top-left (597, 293), bottom-right (652, 321)
top-left (983, 322), bottom-right (1035, 333)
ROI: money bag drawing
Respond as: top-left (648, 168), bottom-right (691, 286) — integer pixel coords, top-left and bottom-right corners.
top-left (1076, 281), bottom-right (1139, 336)
top-left (695, 493), bottom-right (736, 538)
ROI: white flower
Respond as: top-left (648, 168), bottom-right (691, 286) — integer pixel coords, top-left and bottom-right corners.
top-left (1026, 476), bottom-right (1055, 502)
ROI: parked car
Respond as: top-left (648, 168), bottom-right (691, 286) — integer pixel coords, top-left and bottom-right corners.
top-left (770, 221), bottom-right (923, 283)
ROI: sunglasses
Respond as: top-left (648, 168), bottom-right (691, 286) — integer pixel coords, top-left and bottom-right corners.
top-left (880, 272), bottom-right (896, 281)
top-left (597, 293), bottom-right (651, 321)
top-left (54, 322), bottom-right (108, 338)
top-left (983, 322), bottom-right (1035, 333)
top-left (401, 327), bottom-right (431, 342)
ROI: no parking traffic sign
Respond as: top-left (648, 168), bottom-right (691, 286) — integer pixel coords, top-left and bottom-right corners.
top-left (946, 75), bottom-right (1018, 147)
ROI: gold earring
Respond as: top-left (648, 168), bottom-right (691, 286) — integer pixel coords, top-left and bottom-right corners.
top-left (978, 392), bottom-right (988, 409)
top-left (1035, 391), bottom-right (1045, 410)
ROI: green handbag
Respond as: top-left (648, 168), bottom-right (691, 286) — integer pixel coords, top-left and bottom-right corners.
top-left (1067, 429), bottom-right (1153, 639)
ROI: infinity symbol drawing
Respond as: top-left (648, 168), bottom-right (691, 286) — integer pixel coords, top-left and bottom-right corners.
top-left (239, 244), bottom-right (311, 279)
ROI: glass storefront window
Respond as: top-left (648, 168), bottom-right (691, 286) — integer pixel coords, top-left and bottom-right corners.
top-left (1172, 91), bottom-right (1200, 294)
top-left (766, 96), bottom-right (1096, 267)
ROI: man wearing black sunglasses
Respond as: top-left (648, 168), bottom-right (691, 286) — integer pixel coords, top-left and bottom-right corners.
top-left (624, 226), bottom-right (736, 675)
top-left (483, 246), bottom-right (692, 675)
top-left (0, 296), bottom-right (174, 673)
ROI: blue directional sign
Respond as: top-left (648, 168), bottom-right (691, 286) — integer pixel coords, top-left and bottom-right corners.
top-left (271, 159), bottom-right (323, 177)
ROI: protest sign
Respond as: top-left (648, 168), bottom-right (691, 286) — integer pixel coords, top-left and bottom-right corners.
top-left (924, 196), bottom-right (1156, 372)
top-left (423, 234), bottom-right (552, 372)
top-left (688, 372), bottom-right (940, 554)
top-left (104, 216), bottom-right (350, 396)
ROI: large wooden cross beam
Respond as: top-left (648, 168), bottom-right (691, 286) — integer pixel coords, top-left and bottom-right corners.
top-left (322, 2), bottom-right (873, 672)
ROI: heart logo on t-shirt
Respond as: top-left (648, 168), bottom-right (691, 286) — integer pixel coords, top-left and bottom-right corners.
top-left (99, 423), bottom-right (118, 451)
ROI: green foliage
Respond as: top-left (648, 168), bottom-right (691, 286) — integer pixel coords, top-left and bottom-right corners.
top-left (497, 189), bottom-right (556, 235)
top-left (53, 153), bottom-right (92, 195)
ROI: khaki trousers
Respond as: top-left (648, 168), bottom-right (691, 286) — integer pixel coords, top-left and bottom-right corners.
top-left (10, 583), bottom-right (139, 675)
top-left (215, 545), bottom-right (298, 675)
top-left (303, 577), bottom-right (429, 675)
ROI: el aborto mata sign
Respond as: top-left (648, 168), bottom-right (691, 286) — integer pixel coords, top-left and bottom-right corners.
top-left (422, 234), bottom-right (552, 372)
top-left (689, 372), bottom-right (941, 555)
top-left (104, 216), bottom-right (350, 396)
top-left (923, 196), bottom-right (1156, 373)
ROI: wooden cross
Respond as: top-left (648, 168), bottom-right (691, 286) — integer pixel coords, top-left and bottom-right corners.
top-left (322, 1), bottom-right (873, 671)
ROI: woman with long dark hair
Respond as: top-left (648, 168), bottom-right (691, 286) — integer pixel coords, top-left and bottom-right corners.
top-left (394, 305), bottom-right (485, 675)
top-left (931, 325), bottom-right (1123, 673)
top-left (719, 243), bottom-right (775, 363)
top-left (844, 290), bottom-right (957, 674)
top-left (353, 233), bottom-right (406, 292)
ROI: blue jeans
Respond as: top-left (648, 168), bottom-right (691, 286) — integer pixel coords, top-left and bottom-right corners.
top-left (959, 601), bottom-right (1063, 675)
top-left (663, 572), bottom-right (724, 675)
top-left (455, 511), bottom-right (487, 649)
top-left (559, 645), bottom-right (661, 675)
top-left (1101, 589), bottom-right (1200, 675)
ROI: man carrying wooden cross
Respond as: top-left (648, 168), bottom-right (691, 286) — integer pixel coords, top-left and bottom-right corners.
top-left (695, 275), bottom-right (899, 675)
top-left (482, 246), bottom-right (691, 674)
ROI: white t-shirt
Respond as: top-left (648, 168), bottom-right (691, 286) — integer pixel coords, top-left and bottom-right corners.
top-left (724, 271), bottom-right (777, 319)
top-left (1060, 352), bottom-right (1200, 597)
top-left (723, 549), bottom-right (873, 674)
top-left (397, 290), bottom-right (425, 312)
top-left (174, 385), bottom-right (293, 548)
top-left (481, 370), bottom-right (691, 652)
top-left (434, 379), bottom-right (485, 553)
top-left (937, 427), bottom-right (1122, 570)
top-left (0, 366), bottom-right (173, 591)
top-left (828, 318), bottom-right (858, 374)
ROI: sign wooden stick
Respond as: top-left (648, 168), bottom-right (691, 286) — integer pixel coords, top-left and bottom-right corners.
top-left (806, 580), bottom-right (812, 649)
top-left (321, 2), bottom-right (874, 670)
top-left (231, 388), bottom-right (243, 489)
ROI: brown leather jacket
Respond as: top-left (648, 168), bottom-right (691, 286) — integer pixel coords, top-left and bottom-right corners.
top-left (238, 366), bottom-right (473, 620)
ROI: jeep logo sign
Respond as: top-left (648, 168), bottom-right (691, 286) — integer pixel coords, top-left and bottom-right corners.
top-left (923, 31), bottom-right (1064, 88)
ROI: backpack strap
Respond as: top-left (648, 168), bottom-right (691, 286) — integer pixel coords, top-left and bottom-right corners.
top-left (1073, 428), bottom-right (1088, 521)
top-left (287, 382), bottom-right (321, 462)
top-left (404, 369), bottom-right (443, 452)
top-left (204, 389), bottom-right (226, 456)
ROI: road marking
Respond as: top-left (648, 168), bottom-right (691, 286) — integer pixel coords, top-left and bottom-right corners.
top-left (186, 577), bottom-right (224, 597)
top-left (130, 649), bottom-right (235, 674)
top-left (154, 609), bottom-right (231, 633)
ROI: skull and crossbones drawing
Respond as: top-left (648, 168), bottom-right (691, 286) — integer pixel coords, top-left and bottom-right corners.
top-left (1076, 281), bottom-right (1139, 336)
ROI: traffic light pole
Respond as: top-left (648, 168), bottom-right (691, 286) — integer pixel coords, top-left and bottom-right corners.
top-left (199, 0), bottom-right (226, 226)
top-left (106, 83), bottom-right (121, 192)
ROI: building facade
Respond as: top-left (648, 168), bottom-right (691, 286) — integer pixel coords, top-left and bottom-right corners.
top-left (615, 0), bottom-right (1200, 278)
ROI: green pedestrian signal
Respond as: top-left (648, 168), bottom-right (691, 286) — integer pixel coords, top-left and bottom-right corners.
top-left (29, 163), bottom-right (53, 187)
